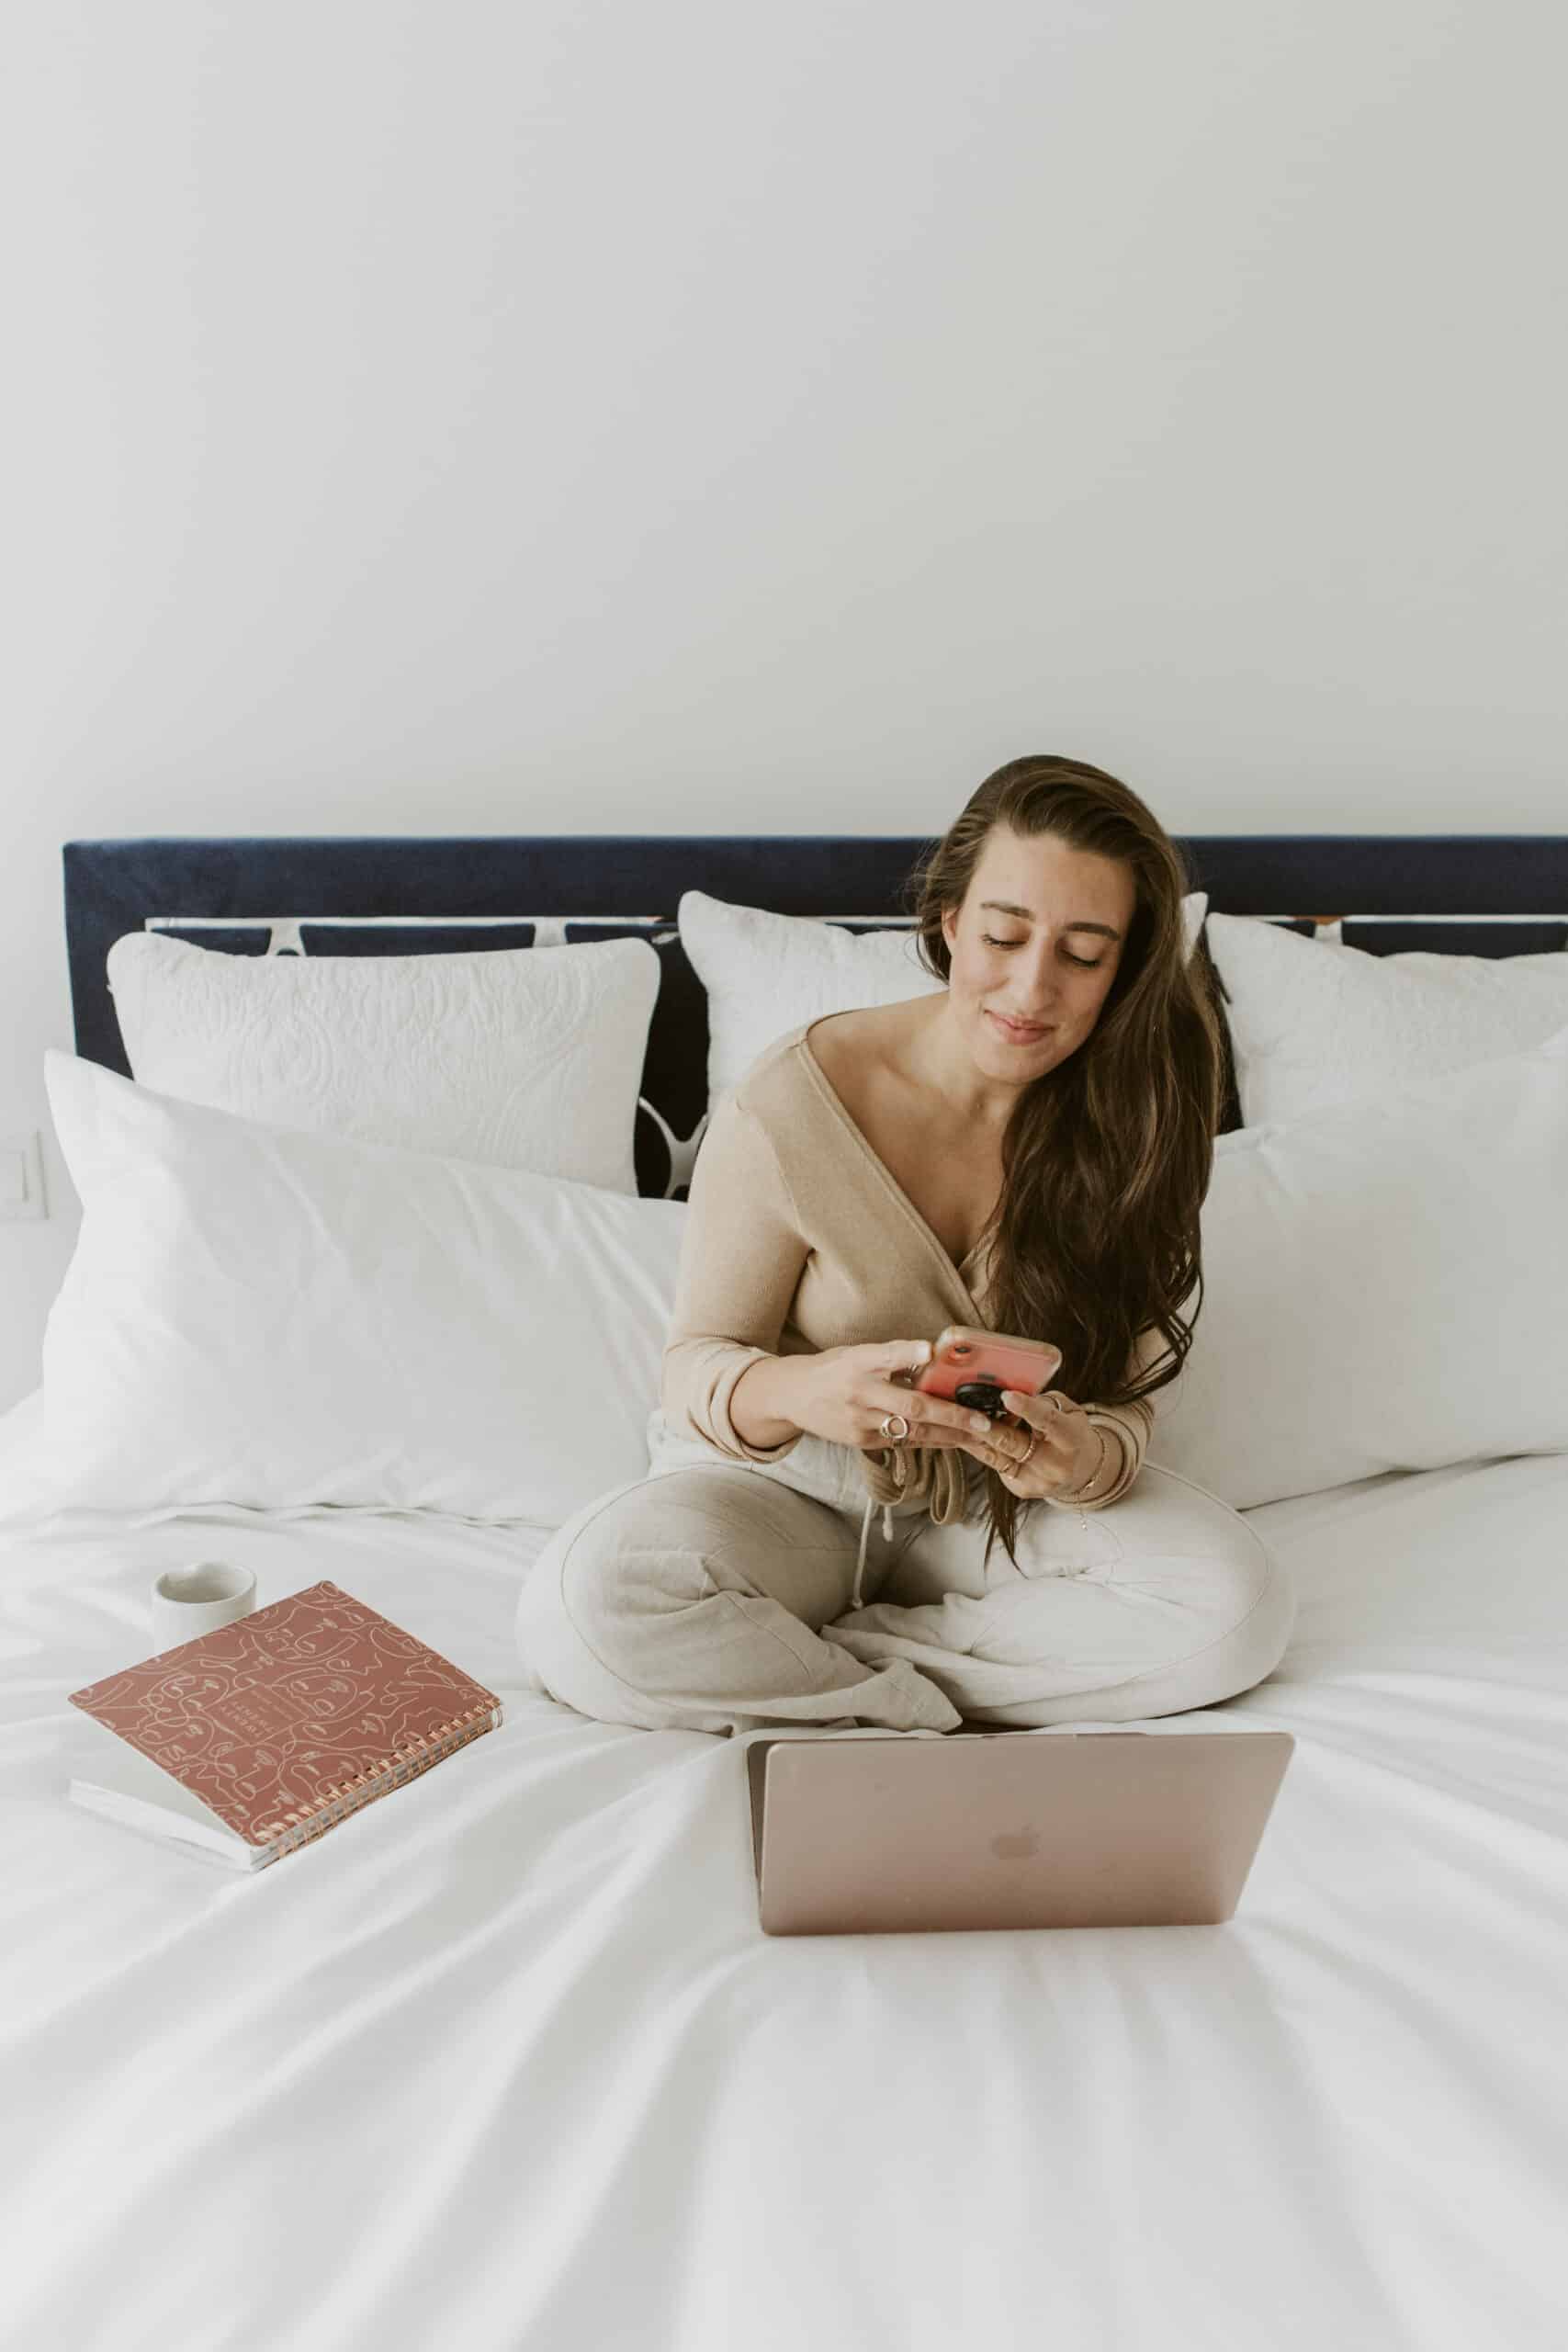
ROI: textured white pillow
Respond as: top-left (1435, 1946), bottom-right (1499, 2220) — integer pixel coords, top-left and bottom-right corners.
top-left (35, 1053), bottom-right (687, 1525)
top-left (107, 932), bottom-right (660, 1193)
top-left (1146, 1023), bottom-right (1568, 1509)
top-left (1205, 912), bottom-right (1568, 1129)
top-left (682, 889), bottom-right (1210, 1105)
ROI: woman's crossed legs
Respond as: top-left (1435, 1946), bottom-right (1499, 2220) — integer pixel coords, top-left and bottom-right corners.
top-left (513, 1460), bottom-right (1295, 1738)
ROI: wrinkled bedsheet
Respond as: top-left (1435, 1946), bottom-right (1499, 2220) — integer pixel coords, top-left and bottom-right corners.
top-left (3, 1393), bottom-right (1566, 2352)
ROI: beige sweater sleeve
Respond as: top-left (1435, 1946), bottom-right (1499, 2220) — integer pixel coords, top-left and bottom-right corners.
top-left (1047, 1322), bottom-right (1162, 1510)
top-left (660, 1091), bottom-right (810, 1464)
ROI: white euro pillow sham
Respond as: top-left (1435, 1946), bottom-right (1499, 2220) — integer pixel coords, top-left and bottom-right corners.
top-left (1146, 1022), bottom-right (1568, 1509)
top-left (107, 931), bottom-right (660, 1193)
top-left (1205, 911), bottom-right (1568, 1129)
top-left (35, 1053), bottom-right (686, 1525)
top-left (681, 888), bottom-right (1212, 1108)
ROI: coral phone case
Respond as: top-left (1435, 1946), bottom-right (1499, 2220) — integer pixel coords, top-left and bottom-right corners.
top-left (912, 1327), bottom-right (1063, 1421)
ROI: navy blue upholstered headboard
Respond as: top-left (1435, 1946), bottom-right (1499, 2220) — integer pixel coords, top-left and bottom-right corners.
top-left (62, 835), bottom-right (1568, 1199)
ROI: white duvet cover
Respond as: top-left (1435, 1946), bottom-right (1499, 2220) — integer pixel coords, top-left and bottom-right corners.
top-left (3, 1393), bottom-right (1566, 2352)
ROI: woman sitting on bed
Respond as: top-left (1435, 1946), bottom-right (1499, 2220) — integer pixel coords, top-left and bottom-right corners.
top-left (516, 753), bottom-right (1296, 1736)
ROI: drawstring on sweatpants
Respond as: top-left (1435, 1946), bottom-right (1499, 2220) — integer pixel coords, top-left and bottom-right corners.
top-left (852, 1498), bottom-right (896, 1610)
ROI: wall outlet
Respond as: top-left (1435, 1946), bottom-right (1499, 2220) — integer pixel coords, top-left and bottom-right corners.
top-left (0, 1131), bottom-right (47, 1222)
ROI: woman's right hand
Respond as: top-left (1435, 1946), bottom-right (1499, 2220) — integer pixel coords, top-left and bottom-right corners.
top-left (789, 1339), bottom-right (999, 1453)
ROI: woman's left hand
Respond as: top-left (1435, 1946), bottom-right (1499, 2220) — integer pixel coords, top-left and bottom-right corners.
top-left (959, 1387), bottom-right (1104, 1500)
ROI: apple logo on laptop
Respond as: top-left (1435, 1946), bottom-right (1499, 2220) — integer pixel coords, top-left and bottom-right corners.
top-left (991, 1828), bottom-right (1038, 1860)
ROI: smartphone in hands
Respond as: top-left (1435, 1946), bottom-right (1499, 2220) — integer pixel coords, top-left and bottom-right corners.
top-left (913, 1326), bottom-right (1063, 1427)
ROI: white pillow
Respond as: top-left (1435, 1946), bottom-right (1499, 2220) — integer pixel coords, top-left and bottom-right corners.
top-left (1205, 912), bottom-right (1568, 1129)
top-left (37, 1023), bottom-right (1567, 1529)
top-left (682, 889), bottom-right (1210, 1105)
top-left (107, 932), bottom-right (660, 1193)
top-left (34, 1053), bottom-right (687, 1525)
top-left (1145, 1023), bottom-right (1568, 1509)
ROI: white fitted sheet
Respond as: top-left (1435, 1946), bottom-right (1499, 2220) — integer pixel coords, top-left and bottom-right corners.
top-left (3, 1392), bottom-right (1566, 2352)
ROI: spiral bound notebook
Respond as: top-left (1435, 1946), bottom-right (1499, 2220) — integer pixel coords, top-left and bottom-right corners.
top-left (67, 1580), bottom-right (504, 1871)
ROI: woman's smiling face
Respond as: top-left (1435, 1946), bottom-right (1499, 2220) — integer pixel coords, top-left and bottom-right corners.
top-left (939, 825), bottom-right (1137, 1083)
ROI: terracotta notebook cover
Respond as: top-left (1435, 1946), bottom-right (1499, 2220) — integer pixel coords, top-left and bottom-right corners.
top-left (68, 1580), bottom-right (503, 1868)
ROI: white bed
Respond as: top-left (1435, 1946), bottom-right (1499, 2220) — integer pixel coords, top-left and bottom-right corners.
top-left (5, 1385), bottom-right (1566, 2352)
top-left (12, 827), bottom-right (1568, 2352)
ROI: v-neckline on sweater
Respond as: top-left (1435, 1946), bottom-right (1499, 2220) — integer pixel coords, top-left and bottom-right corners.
top-left (797, 1020), bottom-right (991, 1306)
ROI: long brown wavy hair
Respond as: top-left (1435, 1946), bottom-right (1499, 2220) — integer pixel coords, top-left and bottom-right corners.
top-left (905, 754), bottom-right (1228, 1571)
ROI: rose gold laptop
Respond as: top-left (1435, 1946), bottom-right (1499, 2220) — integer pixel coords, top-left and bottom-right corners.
top-left (746, 1725), bottom-right (1294, 1935)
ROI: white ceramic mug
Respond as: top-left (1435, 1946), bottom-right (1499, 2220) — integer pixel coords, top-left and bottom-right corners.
top-left (150, 1562), bottom-right (257, 1655)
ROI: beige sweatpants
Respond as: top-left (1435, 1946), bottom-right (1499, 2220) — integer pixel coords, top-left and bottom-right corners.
top-left (513, 1454), bottom-right (1296, 1737)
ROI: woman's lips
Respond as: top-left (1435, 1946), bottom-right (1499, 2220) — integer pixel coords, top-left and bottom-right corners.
top-left (987, 1011), bottom-right (1053, 1044)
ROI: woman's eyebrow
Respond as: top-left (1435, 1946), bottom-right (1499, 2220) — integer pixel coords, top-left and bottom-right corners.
top-left (979, 899), bottom-right (1123, 941)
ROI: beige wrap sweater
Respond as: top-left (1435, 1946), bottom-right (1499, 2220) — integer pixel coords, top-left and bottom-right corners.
top-left (660, 1022), bottom-right (1160, 1605)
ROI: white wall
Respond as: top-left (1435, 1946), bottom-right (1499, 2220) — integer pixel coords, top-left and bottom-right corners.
top-left (4, 1), bottom-right (1565, 1411)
